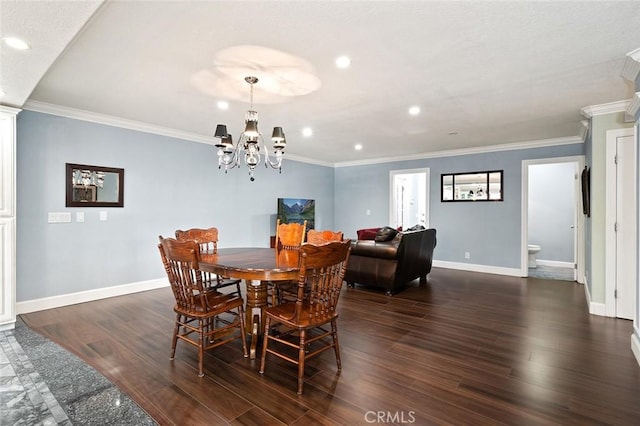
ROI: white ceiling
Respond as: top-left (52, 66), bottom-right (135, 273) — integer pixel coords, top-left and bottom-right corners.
top-left (2, 1), bottom-right (639, 165)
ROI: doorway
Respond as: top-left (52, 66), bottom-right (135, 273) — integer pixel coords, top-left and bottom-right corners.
top-left (389, 168), bottom-right (430, 230)
top-left (521, 156), bottom-right (585, 282)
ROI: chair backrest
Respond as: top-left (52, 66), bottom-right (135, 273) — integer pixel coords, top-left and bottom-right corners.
top-left (158, 236), bottom-right (210, 312)
top-left (175, 227), bottom-right (219, 254)
top-left (291, 240), bottom-right (351, 322)
top-left (275, 219), bottom-right (307, 250)
top-left (306, 229), bottom-right (343, 245)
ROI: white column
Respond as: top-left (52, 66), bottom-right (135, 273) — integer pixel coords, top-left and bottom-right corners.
top-left (0, 106), bottom-right (19, 330)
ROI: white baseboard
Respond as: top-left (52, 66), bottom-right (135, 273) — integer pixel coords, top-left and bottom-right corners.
top-left (536, 259), bottom-right (574, 268)
top-left (583, 277), bottom-right (606, 316)
top-left (632, 331), bottom-right (640, 367)
top-left (432, 260), bottom-right (522, 277)
top-left (16, 278), bottom-right (169, 314)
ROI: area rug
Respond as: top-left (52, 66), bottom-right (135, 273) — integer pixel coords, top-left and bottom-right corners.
top-left (1, 317), bottom-right (156, 425)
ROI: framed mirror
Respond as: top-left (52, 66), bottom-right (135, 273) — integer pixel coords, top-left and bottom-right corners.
top-left (441, 170), bottom-right (503, 202)
top-left (65, 163), bottom-right (124, 207)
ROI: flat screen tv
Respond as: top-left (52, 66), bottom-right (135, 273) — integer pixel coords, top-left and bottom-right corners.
top-left (277, 198), bottom-right (315, 230)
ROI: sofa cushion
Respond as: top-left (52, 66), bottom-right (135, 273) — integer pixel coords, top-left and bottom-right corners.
top-left (357, 227), bottom-right (380, 240)
top-left (374, 226), bottom-right (398, 242)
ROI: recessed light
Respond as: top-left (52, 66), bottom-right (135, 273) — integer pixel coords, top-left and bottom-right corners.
top-left (3, 37), bottom-right (30, 50)
top-left (354, 144), bottom-right (363, 150)
top-left (302, 127), bottom-right (313, 137)
top-left (409, 106), bottom-right (420, 116)
top-left (217, 101), bottom-right (229, 110)
top-left (335, 55), bottom-right (351, 69)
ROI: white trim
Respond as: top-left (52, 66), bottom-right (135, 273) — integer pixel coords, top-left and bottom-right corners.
top-left (0, 106), bottom-right (21, 115)
top-left (627, 93), bottom-right (640, 122)
top-left (521, 156), bottom-right (585, 283)
top-left (591, 303), bottom-right (606, 316)
top-left (621, 47), bottom-right (640, 83)
top-left (433, 260), bottom-right (522, 277)
top-left (24, 100), bottom-right (213, 142)
top-left (579, 120), bottom-right (590, 142)
top-left (581, 100), bottom-right (631, 118)
top-left (605, 128), bottom-right (636, 317)
top-left (16, 278), bottom-right (169, 314)
top-left (21, 101), bottom-right (586, 169)
top-left (22, 100), bottom-right (329, 167)
top-left (536, 260), bottom-right (574, 268)
top-left (334, 136), bottom-right (583, 168)
top-left (0, 108), bottom-right (18, 331)
top-left (584, 277), bottom-right (606, 316)
top-left (632, 332), bottom-right (640, 367)
top-left (0, 111), bottom-right (17, 217)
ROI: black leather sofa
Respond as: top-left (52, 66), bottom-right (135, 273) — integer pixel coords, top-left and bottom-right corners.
top-left (345, 228), bottom-right (437, 295)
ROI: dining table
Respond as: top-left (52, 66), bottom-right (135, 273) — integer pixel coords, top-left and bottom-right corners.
top-left (199, 247), bottom-right (300, 359)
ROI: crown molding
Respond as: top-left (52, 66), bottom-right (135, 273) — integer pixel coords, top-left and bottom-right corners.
top-left (285, 153), bottom-right (334, 167)
top-left (334, 135), bottom-right (583, 168)
top-left (578, 120), bottom-right (590, 142)
top-left (0, 105), bottom-right (22, 115)
top-left (627, 92), bottom-right (640, 122)
top-left (581, 99), bottom-right (631, 118)
top-left (621, 47), bottom-right (640, 83)
top-left (22, 100), bottom-right (327, 167)
top-left (18, 100), bottom-right (585, 169)
top-left (24, 100), bottom-right (213, 143)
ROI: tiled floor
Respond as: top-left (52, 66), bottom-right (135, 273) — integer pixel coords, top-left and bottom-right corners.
top-left (1, 318), bottom-right (156, 425)
top-left (0, 326), bottom-right (71, 425)
top-left (528, 264), bottom-right (576, 281)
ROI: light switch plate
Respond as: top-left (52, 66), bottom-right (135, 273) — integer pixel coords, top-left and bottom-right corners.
top-left (99, 211), bottom-right (108, 221)
top-left (76, 212), bottom-right (85, 222)
top-left (48, 212), bottom-right (71, 223)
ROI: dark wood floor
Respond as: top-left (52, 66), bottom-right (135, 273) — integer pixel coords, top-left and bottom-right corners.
top-left (21, 268), bottom-right (640, 425)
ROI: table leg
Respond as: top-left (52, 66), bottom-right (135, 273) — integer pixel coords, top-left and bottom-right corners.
top-left (245, 279), bottom-right (267, 359)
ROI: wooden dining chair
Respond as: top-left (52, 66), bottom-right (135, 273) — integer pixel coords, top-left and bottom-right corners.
top-left (276, 229), bottom-right (344, 303)
top-left (306, 229), bottom-right (343, 244)
top-left (259, 240), bottom-right (351, 394)
top-left (158, 236), bottom-right (248, 377)
top-left (268, 219), bottom-right (307, 306)
top-left (175, 227), bottom-right (242, 297)
top-left (274, 219), bottom-right (307, 249)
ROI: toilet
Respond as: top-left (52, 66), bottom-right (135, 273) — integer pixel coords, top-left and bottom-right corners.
top-left (528, 244), bottom-right (542, 268)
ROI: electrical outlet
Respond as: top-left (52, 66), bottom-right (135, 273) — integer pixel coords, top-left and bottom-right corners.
top-left (464, 252), bottom-right (470, 259)
top-left (366, 209), bottom-right (371, 215)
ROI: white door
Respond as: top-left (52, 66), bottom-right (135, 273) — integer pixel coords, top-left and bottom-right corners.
top-left (615, 134), bottom-right (636, 319)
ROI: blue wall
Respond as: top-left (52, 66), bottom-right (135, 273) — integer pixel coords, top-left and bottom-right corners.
top-left (16, 110), bottom-right (585, 303)
top-left (16, 111), bottom-right (335, 301)
top-left (335, 144), bottom-right (584, 269)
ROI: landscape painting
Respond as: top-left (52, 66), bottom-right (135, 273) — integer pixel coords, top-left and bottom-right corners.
top-left (277, 198), bottom-right (315, 230)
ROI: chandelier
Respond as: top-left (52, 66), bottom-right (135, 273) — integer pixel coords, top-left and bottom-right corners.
top-left (213, 76), bottom-right (287, 181)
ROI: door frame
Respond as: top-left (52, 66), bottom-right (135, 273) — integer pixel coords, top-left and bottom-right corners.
top-left (389, 168), bottom-right (430, 229)
top-left (521, 156), bottom-right (585, 281)
top-left (605, 127), bottom-right (636, 317)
